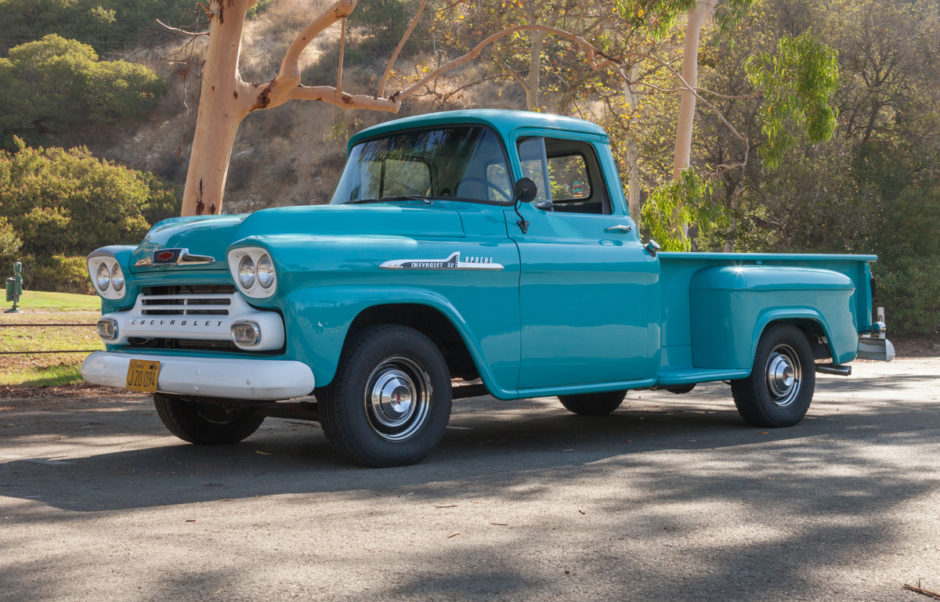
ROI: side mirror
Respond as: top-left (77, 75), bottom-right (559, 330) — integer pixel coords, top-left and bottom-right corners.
top-left (513, 177), bottom-right (538, 203)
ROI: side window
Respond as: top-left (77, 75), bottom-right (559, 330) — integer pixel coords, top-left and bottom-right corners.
top-left (485, 163), bottom-right (511, 202)
top-left (516, 137), bottom-right (551, 203)
top-left (516, 137), bottom-right (611, 214)
top-left (547, 155), bottom-right (591, 201)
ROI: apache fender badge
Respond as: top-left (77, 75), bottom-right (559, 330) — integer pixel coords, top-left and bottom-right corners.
top-left (380, 252), bottom-right (504, 271)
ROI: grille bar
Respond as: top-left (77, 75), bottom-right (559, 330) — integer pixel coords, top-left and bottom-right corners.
top-left (139, 292), bottom-right (233, 316)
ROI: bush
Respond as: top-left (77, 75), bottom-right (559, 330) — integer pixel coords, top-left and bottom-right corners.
top-left (0, 35), bottom-right (165, 146)
top-left (0, 0), bottom-right (204, 54)
top-left (25, 254), bottom-right (91, 294)
top-left (0, 139), bottom-right (181, 293)
top-left (0, 216), bottom-right (21, 261)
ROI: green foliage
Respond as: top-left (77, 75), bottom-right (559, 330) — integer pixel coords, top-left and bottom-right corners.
top-left (746, 32), bottom-right (839, 168)
top-left (246, 0), bottom-right (271, 19)
top-left (641, 168), bottom-right (728, 252)
top-left (26, 254), bottom-right (91, 294)
top-left (0, 140), bottom-right (180, 273)
top-left (0, 35), bottom-right (165, 146)
top-left (0, 216), bottom-right (22, 260)
top-left (0, 0), bottom-right (202, 54)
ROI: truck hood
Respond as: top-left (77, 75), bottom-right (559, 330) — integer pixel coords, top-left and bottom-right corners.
top-left (130, 204), bottom-right (466, 273)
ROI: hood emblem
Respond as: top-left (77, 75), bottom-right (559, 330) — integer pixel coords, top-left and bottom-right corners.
top-left (380, 252), bottom-right (503, 271)
top-left (135, 248), bottom-right (216, 267)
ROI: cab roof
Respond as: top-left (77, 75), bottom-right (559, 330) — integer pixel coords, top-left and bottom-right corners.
top-left (348, 109), bottom-right (609, 151)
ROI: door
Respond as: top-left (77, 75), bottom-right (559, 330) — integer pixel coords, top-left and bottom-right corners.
top-left (508, 136), bottom-right (659, 391)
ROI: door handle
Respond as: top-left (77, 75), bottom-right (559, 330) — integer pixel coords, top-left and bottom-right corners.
top-left (605, 225), bottom-right (633, 233)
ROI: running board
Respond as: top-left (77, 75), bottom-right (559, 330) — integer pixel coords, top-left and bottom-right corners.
top-left (816, 363), bottom-right (851, 376)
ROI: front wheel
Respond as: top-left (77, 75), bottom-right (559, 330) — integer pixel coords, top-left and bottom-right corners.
top-left (558, 390), bottom-right (627, 416)
top-left (731, 324), bottom-right (816, 427)
top-left (154, 393), bottom-right (264, 444)
top-left (317, 326), bottom-right (452, 467)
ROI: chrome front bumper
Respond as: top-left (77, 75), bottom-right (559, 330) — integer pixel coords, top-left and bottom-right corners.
top-left (81, 351), bottom-right (316, 400)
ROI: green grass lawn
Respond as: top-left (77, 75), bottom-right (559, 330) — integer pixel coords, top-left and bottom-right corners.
top-left (1, 290), bottom-right (103, 387)
top-left (10, 289), bottom-right (101, 312)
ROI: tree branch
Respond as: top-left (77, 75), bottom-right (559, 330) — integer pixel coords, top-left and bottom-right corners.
top-left (279, 0), bottom-right (357, 83)
top-left (378, 0), bottom-right (427, 97)
top-left (155, 18), bottom-right (208, 37)
top-left (289, 85), bottom-right (401, 112)
top-left (396, 24), bottom-right (629, 100)
top-left (337, 17), bottom-right (346, 93)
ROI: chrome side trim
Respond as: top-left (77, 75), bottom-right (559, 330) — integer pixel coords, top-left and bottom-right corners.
top-left (380, 251), bottom-right (504, 271)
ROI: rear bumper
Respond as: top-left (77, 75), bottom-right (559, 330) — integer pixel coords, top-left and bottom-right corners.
top-left (856, 337), bottom-right (895, 362)
top-left (81, 351), bottom-right (315, 400)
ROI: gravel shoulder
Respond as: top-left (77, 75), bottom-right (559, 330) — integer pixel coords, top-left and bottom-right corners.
top-left (0, 358), bottom-right (938, 600)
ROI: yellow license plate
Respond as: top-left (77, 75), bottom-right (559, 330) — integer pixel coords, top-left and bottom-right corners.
top-left (126, 359), bottom-right (160, 393)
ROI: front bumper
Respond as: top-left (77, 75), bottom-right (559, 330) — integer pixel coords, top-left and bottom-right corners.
top-left (81, 351), bottom-right (316, 400)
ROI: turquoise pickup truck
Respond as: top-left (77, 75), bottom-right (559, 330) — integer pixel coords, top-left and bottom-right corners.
top-left (82, 110), bottom-right (893, 466)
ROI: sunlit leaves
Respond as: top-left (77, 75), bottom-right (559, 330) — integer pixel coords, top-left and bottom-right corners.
top-left (640, 167), bottom-right (729, 251)
top-left (746, 32), bottom-right (839, 169)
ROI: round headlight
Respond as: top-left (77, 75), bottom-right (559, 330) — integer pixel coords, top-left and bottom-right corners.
top-left (256, 254), bottom-right (275, 289)
top-left (96, 262), bottom-right (111, 291)
top-left (110, 263), bottom-right (125, 292)
top-left (237, 254), bottom-right (256, 289)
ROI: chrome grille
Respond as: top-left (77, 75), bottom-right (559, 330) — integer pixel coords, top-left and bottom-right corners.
top-left (139, 284), bottom-right (236, 317)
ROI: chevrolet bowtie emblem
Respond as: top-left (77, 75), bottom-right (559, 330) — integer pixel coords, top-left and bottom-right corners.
top-left (135, 248), bottom-right (216, 267)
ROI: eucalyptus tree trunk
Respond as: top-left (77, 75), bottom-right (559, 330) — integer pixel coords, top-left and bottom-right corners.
top-left (523, 3), bottom-right (544, 111)
top-left (622, 64), bottom-right (643, 222)
top-left (672, 0), bottom-right (716, 180)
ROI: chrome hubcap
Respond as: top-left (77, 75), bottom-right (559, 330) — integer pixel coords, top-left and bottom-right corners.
top-left (364, 356), bottom-right (431, 441)
top-left (765, 344), bottom-right (801, 407)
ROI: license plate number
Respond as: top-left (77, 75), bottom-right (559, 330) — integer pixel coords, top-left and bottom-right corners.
top-left (126, 359), bottom-right (160, 393)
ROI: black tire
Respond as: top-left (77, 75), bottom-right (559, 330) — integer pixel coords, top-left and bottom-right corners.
top-left (317, 326), bottom-right (452, 467)
top-left (665, 384), bottom-right (696, 395)
top-left (558, 390), bottom-right (627, 416)
top-left (731, 324), bottom-right (816, 427)
top-left (154, 393), bottom-right (264, 444)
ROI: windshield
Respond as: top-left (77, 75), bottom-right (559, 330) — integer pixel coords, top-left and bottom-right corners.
top-left (330, 126), bottom-right (513, 205)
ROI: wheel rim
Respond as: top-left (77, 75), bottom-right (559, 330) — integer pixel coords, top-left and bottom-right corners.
top-left (364, 356), bottom-right (432, 442)
top-left (764, 344), bottom-right (802, 407)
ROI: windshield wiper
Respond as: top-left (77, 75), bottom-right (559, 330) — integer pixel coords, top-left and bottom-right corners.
top-left (346, 195), bottom-right (432, 205)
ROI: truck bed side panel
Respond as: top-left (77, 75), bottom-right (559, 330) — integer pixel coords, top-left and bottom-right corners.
top-left (659, 253), bottom-right (875, 372)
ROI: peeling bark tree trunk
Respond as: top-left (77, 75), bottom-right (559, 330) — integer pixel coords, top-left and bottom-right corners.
top-left (181, 0), bottom-right (252, 216)
top-left (672, 0), bottom-right (716, 181)
top-left (622, 64), bottom-right (643, 222)
top-left (524, 29), bottom-right (545, 111)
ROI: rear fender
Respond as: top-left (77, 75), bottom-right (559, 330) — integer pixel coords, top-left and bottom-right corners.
top-left (690, 265), bottom-right (858, 370)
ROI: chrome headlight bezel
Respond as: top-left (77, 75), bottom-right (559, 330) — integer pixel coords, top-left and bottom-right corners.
top-left (88, 254), bottom-right (128, 300)
top-left (228, 247), bottom-right (277, 298)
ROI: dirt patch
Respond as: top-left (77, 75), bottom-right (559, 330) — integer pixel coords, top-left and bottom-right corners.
top-left (892, 334), bottom-right (940, 357)
top-left (0, 384), bottom-right (146, 412)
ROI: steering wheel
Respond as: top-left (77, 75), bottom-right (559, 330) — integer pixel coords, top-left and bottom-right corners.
top-left (458, 177), bottom-right (512, 203)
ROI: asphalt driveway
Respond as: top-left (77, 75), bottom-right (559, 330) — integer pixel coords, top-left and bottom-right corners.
top-left (1, 358), bottom-right (938, 600)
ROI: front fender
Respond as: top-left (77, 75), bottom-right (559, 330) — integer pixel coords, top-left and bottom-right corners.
top-left (277, 285), bottom-right (515, 396)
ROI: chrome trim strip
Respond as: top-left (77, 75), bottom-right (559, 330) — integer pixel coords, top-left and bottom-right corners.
top-left (380, 251), bottom-right (504, 271)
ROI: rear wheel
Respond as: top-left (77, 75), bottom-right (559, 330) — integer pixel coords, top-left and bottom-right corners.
top-left (154, 393), bottom-right (264, 444)
top-left (317, 326), bottom-right (452, 467)
top-left (558, 390), bottom-right (627, 416)
top-left (731, 324), bottom-right (816, 427)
